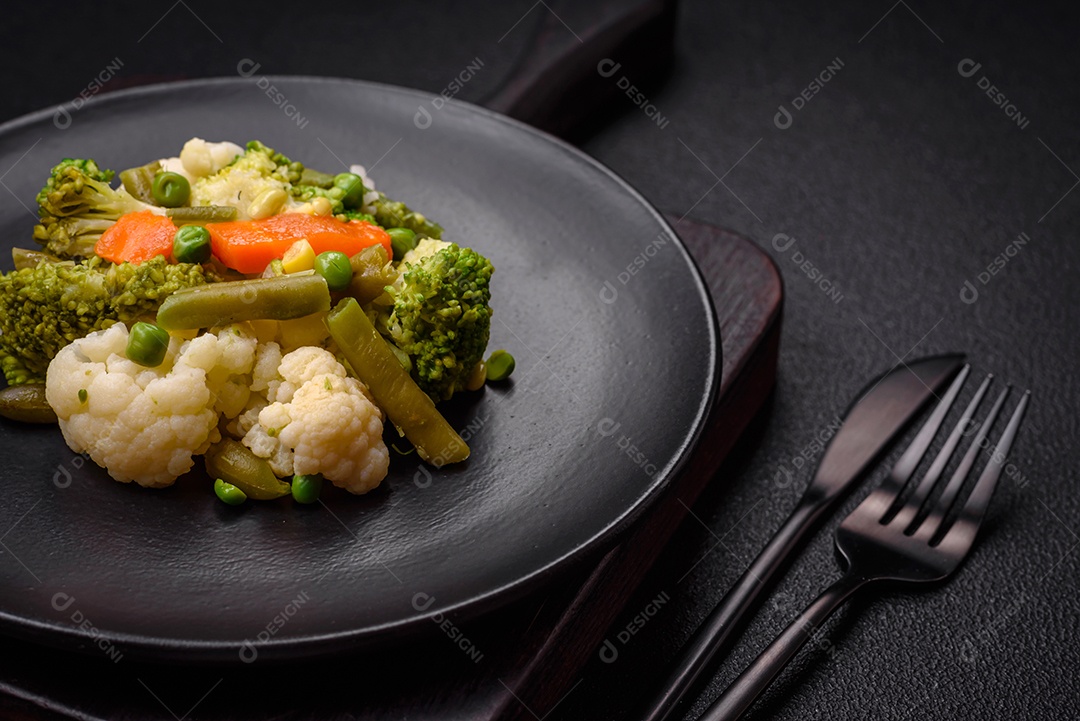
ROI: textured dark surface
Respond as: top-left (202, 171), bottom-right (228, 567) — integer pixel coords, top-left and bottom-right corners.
top-left (0, 0), bottom-right (1077, 719)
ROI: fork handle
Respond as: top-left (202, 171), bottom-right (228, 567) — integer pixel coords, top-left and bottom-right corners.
top-left (698, 573), bottom-right (870, 721)
top-left (641, 500), bottom-right (826, 721)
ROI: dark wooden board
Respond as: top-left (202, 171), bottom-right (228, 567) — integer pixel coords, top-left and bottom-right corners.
top-left (0, 217), bottom-right (782, 721)
top-left (490, 217), bottom-right (783, 720)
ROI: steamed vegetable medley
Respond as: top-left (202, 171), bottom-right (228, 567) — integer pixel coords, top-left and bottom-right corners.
top-left (0, 139), bottom-right (514, 505)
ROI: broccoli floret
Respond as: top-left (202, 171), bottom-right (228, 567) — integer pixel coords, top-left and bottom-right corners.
top-left (369, 192), bottom-right (443, 239)
top-left (33, 158), bottom-right (155, 258)
top-left (34, 158), bottom-right (114, 208)
top-left (290, 184), bottom-right (346, 216)
top-left (376, 243), bottom-right (493, 401)
top-left (340, 209), bottom-right (377, 224)
top-left (0, 256), bottom-right (216, 385)
top-left (243, 140), bottom-right (303, 185)
top-left (289, 171), bottom-right (369, 222)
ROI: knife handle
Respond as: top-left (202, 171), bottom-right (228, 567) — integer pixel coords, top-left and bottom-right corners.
top-left (639, 498), bottom-right (827, 721)
top-left (480, 0), bottom-right (677, 139)
top-left (697, 572), bottom-right (869, 721)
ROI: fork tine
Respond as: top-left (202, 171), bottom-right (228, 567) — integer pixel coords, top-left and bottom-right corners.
top-left (919, 384), bottom-right (1011, 531)
top-left (889, 373), bottom-right (993, 530)
top-left (916, 389), bottom-right (1030, 546)
top-left (886, 364), bottom-right (971, 497)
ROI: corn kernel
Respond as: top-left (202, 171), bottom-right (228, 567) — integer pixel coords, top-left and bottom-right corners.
top-left (282, 238), bottom-right (316, 274)
top-left (311, 197), bottom-right (333, 216)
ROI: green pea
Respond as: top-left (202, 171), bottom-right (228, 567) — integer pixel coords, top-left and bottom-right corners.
top-left (214, 478), bottom-right (248, 505)
top-left (291, 474), bottom-right (323, 504)
top-left (151, 171), bottom-right (191, 208)
top-left (386, 227), bottom-right (417, 260)
top-left (333, 172), bottom-right (366, 209)
top-left (314, 251), bottom-right (353, 291)
top-left (485, 349), bottom-right (515, 382)
top-left (126, 322), bottom-right (171, 368)
top-left (172, 224), bottom-right (212, 264)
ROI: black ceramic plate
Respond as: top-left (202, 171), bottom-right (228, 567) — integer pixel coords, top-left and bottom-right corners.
top-left (0, 77), bottom-right (719, 662)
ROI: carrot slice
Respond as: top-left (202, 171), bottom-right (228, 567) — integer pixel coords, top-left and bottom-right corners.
top-left (207, 214), bottom-right (391, 274)
top-left (95, 211), bottom-right (177, 264)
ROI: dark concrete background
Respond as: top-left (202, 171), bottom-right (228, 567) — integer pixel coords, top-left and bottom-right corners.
top-left (1, 1), bottom-right (1077, 719)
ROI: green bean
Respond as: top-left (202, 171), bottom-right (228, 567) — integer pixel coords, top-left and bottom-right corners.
top-left (214, 478), bottom-right (248, 505)
top-left (172, 225), bottom-right (212, 264)
top-left (155, 273), bottom-right (331, 330)
top-left (333, 172), bottom-right (366, 209)
top-left (299, 168), bottom-right (336, 188)
top-left (291, 474), bottom-right (323, 504)
top-left (204, 439), bottom-right (290, 500)
top-left (346, 245), bottom-right (395, 305)
top-left (167, 205), bottom-right (238, 223)
top-left (0, 385), bottom-right (57, 424)
top-left (151, 171), bottom-right (191, 208)
top-left (485, 350), bottom-right (516, 381)
top-left (11, 248), bottom-right (61, 270)
top-left (126, 322), bottom-right (171, 368)
top-left (314, 251), bottom-right (353, 291)
top-left (386, 227), bottom-right (417, 260)
top-left (325, 298), bottom-right (469, 466)
top-left (119, 161), bottom-right (161, 204)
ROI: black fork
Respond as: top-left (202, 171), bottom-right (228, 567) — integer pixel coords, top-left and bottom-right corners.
top-left (699, 366), bottom-right (1031, 720)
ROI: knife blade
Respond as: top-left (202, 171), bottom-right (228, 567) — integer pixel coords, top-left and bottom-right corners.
top-left (640, 353), bottom-right (965, 721)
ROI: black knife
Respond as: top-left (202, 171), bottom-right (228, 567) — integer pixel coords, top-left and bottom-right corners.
top-left (641, 354), bottom-right (966, 721)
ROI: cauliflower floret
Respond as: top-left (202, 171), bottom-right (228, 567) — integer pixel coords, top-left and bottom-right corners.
top-left (203, 326), bottom-right (258, 418)
top-left (251, 341), bottom-right (283, 393)
top-left (189, 150), bottom-right (287, 219)
top-left (179, 138), bottom-right (243, 178)
top-left (399, 237), bottom-right (452, 267)
top-left (241, 346), bottom-right (389, 494)
top-left (157, 139), bottom-right (243, 183)
top-left (241, 405), bottom-right (296, 477)
top-left (272, 344), bottom-right (345, 403)
top-left (45, 324), bottom-right (258, 488)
